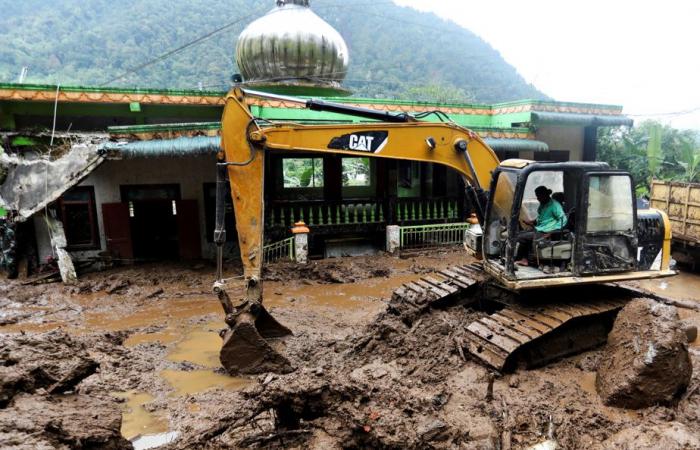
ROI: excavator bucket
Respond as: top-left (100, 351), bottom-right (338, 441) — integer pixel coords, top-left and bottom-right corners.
top-left (219, 302), bottom-right (294, 375)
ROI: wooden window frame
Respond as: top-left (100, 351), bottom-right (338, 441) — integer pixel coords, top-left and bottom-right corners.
top-left (59, 186), bottom-right (100, 251)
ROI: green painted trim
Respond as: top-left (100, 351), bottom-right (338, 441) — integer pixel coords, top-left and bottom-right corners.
top-left (108, 122), bottom-right (222, 134)
top-left (108, 119), bottom-right (529, 137)
top-left (129, 102), bottom-right (141, 112)
top-left (0, 83), bottom-right (623, 112)
top-left (492, 98), bottom-right (623, 111)
top-left (0, 82), bottom-right (226, 98)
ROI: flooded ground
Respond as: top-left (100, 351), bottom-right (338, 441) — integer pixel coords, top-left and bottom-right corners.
top-left (2, 251), bottom-right (700, 448)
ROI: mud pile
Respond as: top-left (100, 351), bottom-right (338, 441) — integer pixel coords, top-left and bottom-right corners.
top-left (263, 258), bottom-right (392, 284)
top-left (0, 331), bottom-right (132, 449)
top-left (171, 286), bottom-right (494, 449)
top-left (596, 299), bottom-right (692, 408)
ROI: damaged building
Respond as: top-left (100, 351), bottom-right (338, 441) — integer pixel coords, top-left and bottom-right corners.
top-left (0, 0), bottom-right (633, 281)
top-left (0, 82), bottom-right (633, 280)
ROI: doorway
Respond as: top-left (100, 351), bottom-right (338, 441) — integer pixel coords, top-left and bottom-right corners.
top-left (121, 184), bottom-right (180, 259)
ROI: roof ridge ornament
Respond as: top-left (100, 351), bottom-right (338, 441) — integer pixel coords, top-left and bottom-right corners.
top-left (236, 0), bottom-right (349, 96)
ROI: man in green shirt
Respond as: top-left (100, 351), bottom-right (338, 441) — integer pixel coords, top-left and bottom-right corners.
top-left (515, 185), bottom-right (567, 266)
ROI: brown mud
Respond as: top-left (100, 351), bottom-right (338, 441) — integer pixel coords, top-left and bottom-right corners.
top-left (1, 250), bottom-right (699, 448)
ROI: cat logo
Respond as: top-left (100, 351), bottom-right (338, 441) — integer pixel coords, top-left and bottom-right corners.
top-left (327, 131), bottom-right (389, 153)
top-left (349, 134), bottom-right (375, 151)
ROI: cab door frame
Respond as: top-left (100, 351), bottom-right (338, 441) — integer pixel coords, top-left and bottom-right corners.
top-left (574, 170), bottom-right (639, 275)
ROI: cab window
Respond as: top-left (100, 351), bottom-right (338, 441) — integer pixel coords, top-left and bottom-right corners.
top-left (586, 175), bottom-right (634, 232)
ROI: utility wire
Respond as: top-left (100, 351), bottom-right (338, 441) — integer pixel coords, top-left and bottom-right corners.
top-left (101, 0), bottom-right (395, 87)
top-left (100, 5), bottom-right (271, 86)
top-left (627, 106), bottom-right (700, 118)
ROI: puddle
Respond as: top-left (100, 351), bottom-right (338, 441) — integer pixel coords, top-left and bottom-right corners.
top-left (85, 297), bottom-right (221, 331)
top-left (637, 271), bottom-right (700, 302)
top-left (166, 324), bottom-right (222, 368)
top-left (113, 391), bottom-right (169, 440)
top-left (125, 327), bottom-right (181, 347)
top-left (160, 369), bottom-right (251, 396)
top-left (132, 431), bottom-right (180, 450)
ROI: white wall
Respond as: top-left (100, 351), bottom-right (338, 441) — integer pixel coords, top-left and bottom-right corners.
top-left (35, 155), bottom-right (221, 261)
top-left (535, 126), bottom-right (585, 161)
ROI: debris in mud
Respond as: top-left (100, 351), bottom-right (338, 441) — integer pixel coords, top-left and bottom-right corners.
top-left (263, 258), bottom-right (392, 284)
top-left (172, 271), bottom-right (485, 449)
top-left (0, 331), bottom-right (98, 406)
top-left (594, 421), bottom-right (700, 450)
top-left (0, 393), bottom-right (132, 450)
top-left (0, 331), bottom-right (131, 449)
top-left (596, 299), bottom-right (692, 409)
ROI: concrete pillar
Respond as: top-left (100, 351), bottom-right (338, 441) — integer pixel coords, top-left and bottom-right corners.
top-left (45, 213), bottom-right (77, 285)
top-left (386, 225), bottom-right (400, 254)
top-left (291, 221), bottom-right (309, 264)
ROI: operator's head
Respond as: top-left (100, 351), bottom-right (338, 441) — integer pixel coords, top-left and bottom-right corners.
top-left (535, 185), bottom-right (552, 203)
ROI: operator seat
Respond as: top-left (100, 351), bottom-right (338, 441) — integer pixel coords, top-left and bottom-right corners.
top-left (535, 192), bottom-right (573, 271)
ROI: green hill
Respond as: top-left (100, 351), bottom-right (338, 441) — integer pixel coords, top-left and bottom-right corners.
top-left (0, 0), bottom-right (546, 103)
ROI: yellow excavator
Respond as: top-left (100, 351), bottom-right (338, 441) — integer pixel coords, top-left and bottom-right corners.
top-left (213, 87), bottom-right (675, 374)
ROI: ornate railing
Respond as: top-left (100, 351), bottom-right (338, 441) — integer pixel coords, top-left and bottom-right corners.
top-left (399, 222), bottom-right (470, 250)
top-left (267, 201), bottom-right (385, 227)
top-left (395, 198), bottom-right (460, 223)
top-left (263, 236), bottom-right (295, 263)
top-left (266, 197), bottom-right (461, 228)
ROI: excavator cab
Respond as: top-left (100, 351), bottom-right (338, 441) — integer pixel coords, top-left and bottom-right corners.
top-left (480, 159), bottom-right (675, 290)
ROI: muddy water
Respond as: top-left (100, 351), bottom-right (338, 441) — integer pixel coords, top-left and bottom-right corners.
top-left (264, 273), bottom-right (417, 309)
top-left (85, 296), bottom-right (222, 331)
top-left (113, 391), bottom-right (169, 440)
top-left (161, 369), bottom-right (251, 396)
top-left (638, 270), bottom-right (700, 302)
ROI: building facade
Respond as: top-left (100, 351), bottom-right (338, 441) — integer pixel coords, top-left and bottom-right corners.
top-left (0, 83), bottom-right (633, 269)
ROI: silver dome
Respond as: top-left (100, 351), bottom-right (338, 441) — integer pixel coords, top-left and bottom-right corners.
top-left (235, 0), bottom-right (350, 96)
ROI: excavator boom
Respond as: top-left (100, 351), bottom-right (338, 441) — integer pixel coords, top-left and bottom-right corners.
top-left (215, 87), bottom-right (499, 374)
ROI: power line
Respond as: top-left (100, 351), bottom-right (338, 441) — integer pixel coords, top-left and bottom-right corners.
top-left (99, 5), bottom-right (270, 86)
top-left (102, 0), bottom-right (396, 87)
top-left (628, 106), bottom-right (700, 118)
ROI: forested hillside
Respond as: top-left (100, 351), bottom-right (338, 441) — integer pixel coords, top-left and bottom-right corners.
top-left (0, 0), bottom-right (546, 102)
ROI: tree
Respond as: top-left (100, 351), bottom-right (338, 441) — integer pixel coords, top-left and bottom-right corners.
top-left (597, 120), bottom-right (700, 195)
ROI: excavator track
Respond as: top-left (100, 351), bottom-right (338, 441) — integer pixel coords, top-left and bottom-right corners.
top-left (462, 298), bottom-right (628, 371)
top-left (391, 261), bottom-right (631, 372)
top-left (393, 262), bottom-right (487, 302)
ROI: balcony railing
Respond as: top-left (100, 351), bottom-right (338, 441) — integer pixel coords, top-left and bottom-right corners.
top-left (400, 222), bottom-right (470, 250)
top-left (266, 197), bottom-right (461, 228)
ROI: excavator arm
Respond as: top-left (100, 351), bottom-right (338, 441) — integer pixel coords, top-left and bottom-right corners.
top-left (215, 87), bottom-right (499, 374)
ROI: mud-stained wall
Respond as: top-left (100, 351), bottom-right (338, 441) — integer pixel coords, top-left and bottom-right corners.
top-left (35, 155), bottom-right (220, 261)
top-left (535, 126), bottom-right (585, 161)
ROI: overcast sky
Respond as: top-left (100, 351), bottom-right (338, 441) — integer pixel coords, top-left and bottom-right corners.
top-left (394, 0), bottom-right (700, 130)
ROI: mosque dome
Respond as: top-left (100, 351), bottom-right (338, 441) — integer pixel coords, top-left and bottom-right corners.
top-left (235, 0), bottom-right (350, 96)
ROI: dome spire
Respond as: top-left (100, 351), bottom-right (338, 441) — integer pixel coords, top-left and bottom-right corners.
top-left (276, 0), bottom-right (309, 6)
top-left (236, 0), bottom-right (350, 96)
